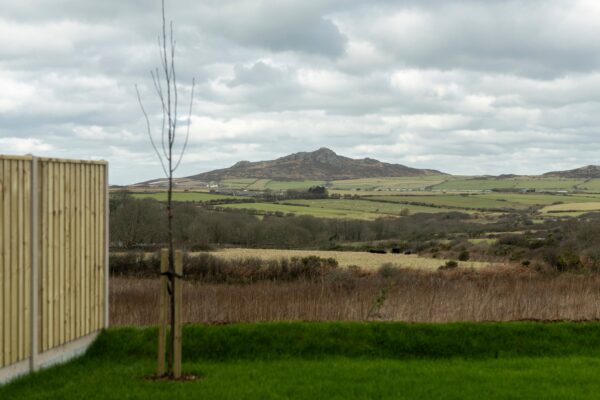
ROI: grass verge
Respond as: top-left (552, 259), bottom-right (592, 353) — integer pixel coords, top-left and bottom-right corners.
top-left (4, 322), bottom-right (600, 399)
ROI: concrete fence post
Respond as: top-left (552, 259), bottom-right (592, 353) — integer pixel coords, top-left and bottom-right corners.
top-left (30, 156), bottom-right (39, 372)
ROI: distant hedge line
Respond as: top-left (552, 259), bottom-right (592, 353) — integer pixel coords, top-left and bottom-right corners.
top-left (110, 252), bottom-right (339, 283)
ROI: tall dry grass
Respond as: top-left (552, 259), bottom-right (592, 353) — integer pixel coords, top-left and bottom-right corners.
top-left (110, 269), bottom-right (600, 326)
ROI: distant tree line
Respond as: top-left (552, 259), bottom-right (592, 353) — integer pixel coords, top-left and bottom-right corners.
top-left (110, 194), bottom-right (527, 250)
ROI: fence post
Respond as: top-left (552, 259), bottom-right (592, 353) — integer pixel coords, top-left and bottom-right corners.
top-left (104, 163), bottom-right (109, 329)
top-left (157, 249), bottom-right (168, 376)
top-left (173, 250), bottom-right (182, 379)
top-left (30, 156), bottom-right (39, 373)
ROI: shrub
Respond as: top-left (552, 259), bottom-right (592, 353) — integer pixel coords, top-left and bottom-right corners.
top-left (439, 260), bottom-right (458, 270)
top-left (458, 250), bottom-right (470, 261)
top-left (378, 263), bottom-right (401, 279)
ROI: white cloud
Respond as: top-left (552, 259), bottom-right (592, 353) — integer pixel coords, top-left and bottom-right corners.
top-left (0, 137), bottom-right (54, 153)
top-left (2, 0), bottom-right (600, 184)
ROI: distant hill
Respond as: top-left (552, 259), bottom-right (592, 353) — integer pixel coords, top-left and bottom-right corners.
top-left (543, 165), bottom-right (600, 179)
top-left (183, 148), bottom-right (445, 181)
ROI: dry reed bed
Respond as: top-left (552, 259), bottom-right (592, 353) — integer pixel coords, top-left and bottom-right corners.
top-left (110, 269), bottom-right (600, 326)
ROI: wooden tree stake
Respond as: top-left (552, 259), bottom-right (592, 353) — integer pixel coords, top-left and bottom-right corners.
top-left (157, 249), bottom-right (168, 376)
top-left (173, 250), bottom-right (183, 378)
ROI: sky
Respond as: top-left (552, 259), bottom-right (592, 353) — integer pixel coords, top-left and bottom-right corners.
top-left (2, 0), bottom-right (600, 184)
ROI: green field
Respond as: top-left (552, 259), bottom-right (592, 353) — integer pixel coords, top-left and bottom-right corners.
top-left (127, 176), bottom-right (600, 220)
top-left (329, 176), bottom-right (446, 191)
top-left (218, 178), bottom-right (258, 189)
top-left (541, 202), bottom-right (600, 216)
top-left (367, 194), bottom-right (528, 210)
top-left (574, 179), bottom-right (600, 191)
top-left (219, 202), bottom-right (382, 219)
top-left (5, 322), bottom-right (600, 399)
top-left (130, 192), bottom-right (242, 202)
top-left (163, 175), bottom-right (600, 194)
top-left (431, 177), bottom-right (586, 191)
top-left (219, 199), bottom-right (460, 220)
top-left (219, 179), bottom-right (327, 191)
top-left (265, 180), bottom-right (326, 190)
top-left (286, 198), bottom-right (458, 215)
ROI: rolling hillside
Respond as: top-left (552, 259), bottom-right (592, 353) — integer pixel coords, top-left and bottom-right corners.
top-left (183, 148), bottom-right (445, 181)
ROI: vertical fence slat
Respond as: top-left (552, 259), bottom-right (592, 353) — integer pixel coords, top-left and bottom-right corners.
top-left (76, 164), bottom-right (82, 339)
top-left (10, 160), bottom-right (19, 365)
top-left (69, 164), bottom-right (76, 342)
top-left (58, 162), bottom-right (65, 345)
top-left (4, 161), bottom-right (12, 364)
top-left (3, 161), bottom-right (9, 365)
top-left (104, 164), bottom-right (109, 329)
top-left (42, 162), bottom-right (49, 352)
top-left (31, 157), bottom-right (38, 371)
top-left (91, 165), bottom-right (97, 332)
top-left (84, 164), bottom-right (90, 335)
top-left (17, 160), bottom-right (24, 361)
top-left (64, 164), bottom-right (72, 342)
top-left (53, 161), bottom-right (59, 348)
top-left (0, 160), bottom-right (4, 367)
top-left (23, 160), bottom-right (31, 360)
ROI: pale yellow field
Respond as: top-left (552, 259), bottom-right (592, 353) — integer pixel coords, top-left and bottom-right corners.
top-left (541, 202), bottom-right (600, 215)
top-left (208, 248), bottom-right (499, 271)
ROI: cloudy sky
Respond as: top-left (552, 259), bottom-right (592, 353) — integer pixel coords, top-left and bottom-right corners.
top-left (2, 0), bottom-right (600, 184)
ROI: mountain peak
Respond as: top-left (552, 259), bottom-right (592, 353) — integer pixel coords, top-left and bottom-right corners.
top-left (185, 148), bottom-right (445, 181)
top-left (314, 147), bottom-right (336, 155)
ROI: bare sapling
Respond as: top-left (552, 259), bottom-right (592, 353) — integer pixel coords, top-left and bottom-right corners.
top-left (135, 0), bottom-right (195, 378)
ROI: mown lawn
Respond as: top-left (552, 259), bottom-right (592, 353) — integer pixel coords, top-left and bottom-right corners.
top-left (4, 322), bottom-right (600, 399)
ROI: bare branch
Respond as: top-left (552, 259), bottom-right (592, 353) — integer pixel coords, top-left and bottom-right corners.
top-left (150, 69), bottom-right (169, 160)
top-left (162, 0), bottom-right (173, 164)
top-left (173, 78), bottom-right (195, 172)
top-left (171, 21), bottom-right (178, 147)
top-left (135, 84), bottom-right (168, 177)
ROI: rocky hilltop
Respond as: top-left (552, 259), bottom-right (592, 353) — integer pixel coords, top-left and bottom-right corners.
top-left (184, 148), bottom-right (445, 181)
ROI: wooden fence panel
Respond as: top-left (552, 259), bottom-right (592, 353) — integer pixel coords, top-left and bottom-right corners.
top-left (0, 156), bottom-right (32, 368)
top-left (0, 155), bottom-right (108, 371)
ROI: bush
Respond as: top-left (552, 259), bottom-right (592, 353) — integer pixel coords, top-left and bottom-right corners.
top-left (109, 252), bottom-right (160, 277)
top-left (458, 250), bottom-right (470, 261)
top-left (378, 263), bottom-right (401, 279)
top-left (439, 260), bottom-right (458, 270)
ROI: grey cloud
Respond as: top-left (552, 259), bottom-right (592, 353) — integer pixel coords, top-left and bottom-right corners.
top-left (2, 0), bottom-right (600, 184)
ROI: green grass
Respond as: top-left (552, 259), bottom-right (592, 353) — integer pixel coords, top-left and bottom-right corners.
top-left (219, 202), bottom-right (381, 219)
top-left (217, 178), bottom-right (258, 190)
top-left (265, 180), bottom-right (326, 190)
top-left (130, 192), bottom-right (242, 202)
top-left (476, 192), bottom-right (599, 206)
top-left (367, 194), bottom-right (526, 210)
top-left (219, 179), bottom-right (327, 191)
top-left (6, 356), bottom-right (600, 399)
top-left (286, 198), bottom-right (459, 215)
top-left (432, 177), bottom-right (585, 191)
top-left (574, 179), bottom-right (600, 191)
top-left (329, 176), bottom-right (446, 191)
top-left (6, 322), bottom-right (600, 399)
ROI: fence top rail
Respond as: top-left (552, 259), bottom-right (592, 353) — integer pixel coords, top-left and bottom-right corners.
top-left (0, 154), bottom-right (107, 165)
top-left (39, 157), bottom-right (108, 166)
top-left (0, 154), bottom-right (33, 161)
